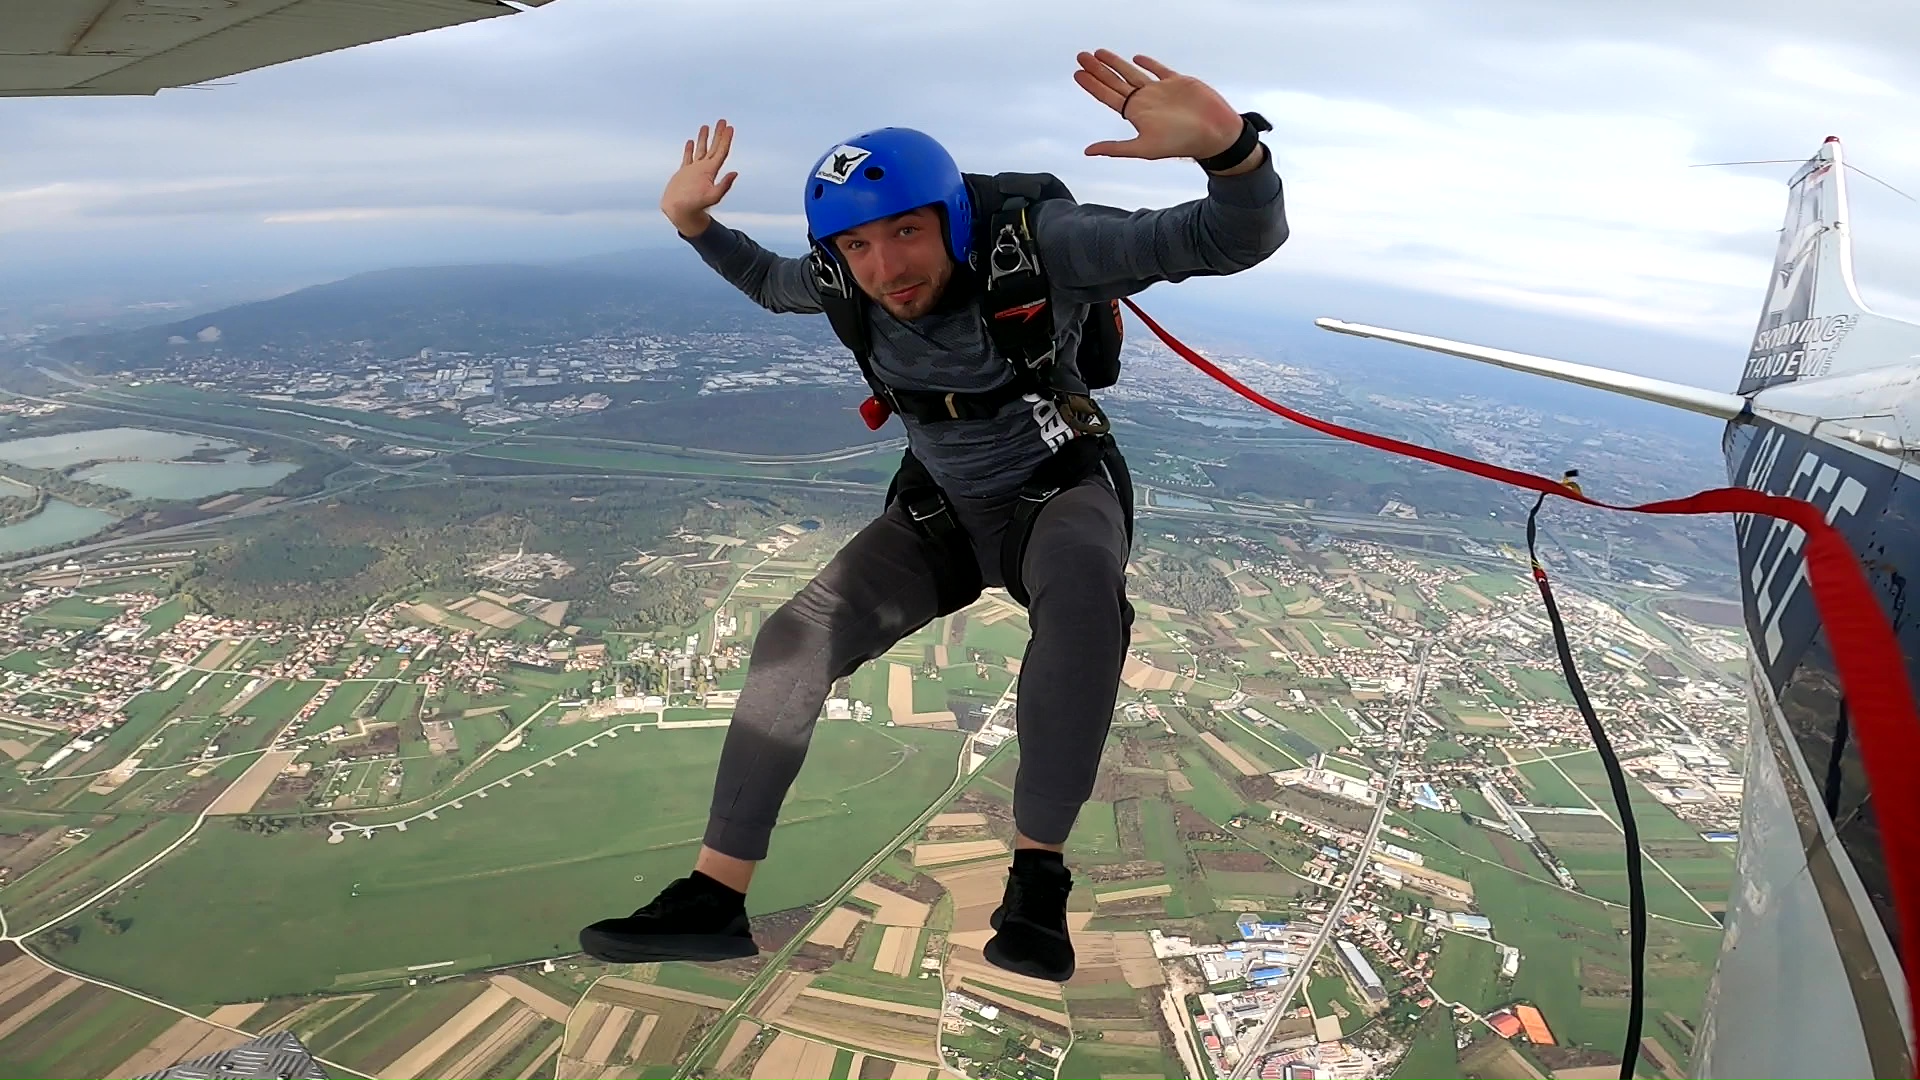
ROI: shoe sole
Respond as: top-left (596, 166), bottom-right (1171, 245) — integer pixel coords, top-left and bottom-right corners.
top-left (983, 934), bottom-right (1075, 983)
top-left (578, 927), bottom-right (758, 965)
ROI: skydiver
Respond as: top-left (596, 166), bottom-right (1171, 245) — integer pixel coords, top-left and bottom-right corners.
top-left (580, 49), bottom-right (1289, 982)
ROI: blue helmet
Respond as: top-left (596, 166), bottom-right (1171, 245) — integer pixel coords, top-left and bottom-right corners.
top-left (804, 127), bottom-right (972, 266)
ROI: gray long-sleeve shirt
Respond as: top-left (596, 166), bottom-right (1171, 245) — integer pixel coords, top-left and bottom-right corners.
top-left (684, 150), bottom-right (1290, 502)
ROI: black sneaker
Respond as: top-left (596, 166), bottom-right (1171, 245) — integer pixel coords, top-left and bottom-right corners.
top-left (983, 854), bottom-right (1076, 982)
top-left (578, 872), bottom-right (758, 964)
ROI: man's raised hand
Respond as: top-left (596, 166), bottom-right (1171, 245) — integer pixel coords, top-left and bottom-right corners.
top-left (661, 119), bottom-right (739, 238)
top-left (1074, 50), bottom-right (1246, 163)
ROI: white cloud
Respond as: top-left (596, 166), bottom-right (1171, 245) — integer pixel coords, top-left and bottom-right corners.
top-left (2, 0), bottom-right (1918, 369)
top-left (1766, 44), bottom-right (1903, 98)
top-left (1234, 89), bottom-right (1787, 339)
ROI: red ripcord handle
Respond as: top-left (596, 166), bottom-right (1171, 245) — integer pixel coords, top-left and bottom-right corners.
top-left (1120, 298), bottom-right (1920, 1068)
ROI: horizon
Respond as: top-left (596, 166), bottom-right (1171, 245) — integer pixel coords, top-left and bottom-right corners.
top-left (5, 0), bottom-right (1920, 390)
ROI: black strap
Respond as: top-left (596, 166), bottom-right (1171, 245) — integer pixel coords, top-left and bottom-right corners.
top-left (808, 245), bottom-right (893, 408)
top-left (1196, 112), bottom-right (1273, 173)
top-left (1000, 435), bottom-right (1133, 607)
top-left (977, 176), bottom-right (1058, 381)
top-left (1526, 488), bottom-right (1644, 1080)
top-left (886, 451), bottom-right (982, 616)
top-left (882, 379), bottom-right (1035, 423)
top-left (1825, 697), bottom-right (1852, 820)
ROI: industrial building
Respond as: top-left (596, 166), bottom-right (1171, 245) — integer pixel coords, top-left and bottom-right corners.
top-left (1334, 939), bottom-right (1387, 1006)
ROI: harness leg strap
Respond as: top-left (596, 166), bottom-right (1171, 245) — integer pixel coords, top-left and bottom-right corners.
top-left (888, 452), bottom-right (984, 616)
top-left (1000, 437), bottom-right (1135, 608)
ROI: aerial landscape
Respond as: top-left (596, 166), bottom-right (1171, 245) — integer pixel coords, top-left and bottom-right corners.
top-left (5, 1), bottom-right (1914, 1078)
top-left (0, 250), bottom-right (1752, 1079)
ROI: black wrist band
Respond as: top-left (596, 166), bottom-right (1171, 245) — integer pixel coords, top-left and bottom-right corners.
top-left (1197, 111), bottom-right (1273, 173)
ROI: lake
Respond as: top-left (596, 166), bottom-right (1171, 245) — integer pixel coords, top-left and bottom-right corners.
top-left (0, 499), bottom-right (116, 555)
top-left (0, 426), bottom-right (295, 500)
top-left (1164, 409), bottom-right (1284, 430)
top-left (78, 459), bottom-right (298, 501)
top-left (0, 426), bottom-right (235, 468)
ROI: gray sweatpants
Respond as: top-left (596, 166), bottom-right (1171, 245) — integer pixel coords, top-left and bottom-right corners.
top-left (702, 471), bottom-right (1134, 861)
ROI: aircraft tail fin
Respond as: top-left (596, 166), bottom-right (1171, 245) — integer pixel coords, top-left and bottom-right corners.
top-left (1739, 137), bottom-right (1920, 393)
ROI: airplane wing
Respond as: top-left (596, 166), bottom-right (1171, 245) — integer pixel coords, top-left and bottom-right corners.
top-left (1, 0), bottom-right (555, 98)
top-left (1314, 318), bottom-right (1757, 421)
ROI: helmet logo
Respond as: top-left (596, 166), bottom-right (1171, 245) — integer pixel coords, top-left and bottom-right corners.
top-left (815, 144), bottom-right (871, 185)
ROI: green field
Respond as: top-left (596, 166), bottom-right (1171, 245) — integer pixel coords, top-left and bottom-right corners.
top-left (238, 679), bottom-right (326, 726)
top-left (910, 671), bottom-right (948, 713)
top-left (25, 596), bottom-right (123, 628)
top-left (848, 664), bottom-right (891, 725)
top-left (1306, 970), bottom-right (1365, 1027)
top-left (1539, 755), bottom-right (1735, 915)
top-left (1069, 800), bottom-right (1122, 858)
top-left (303, 683), bottom-right (378, 735)
top-left (6, 812), bottom-right (202, 929)
top-left (52, 724), bottom-right (962, 1004)
top-left (375, 683), bottom-right (422, 725)
top-left (1322, 755), bottom-right (1372, 781)
top-left (962, 617), bottom-right (1031, 663)
top-left (810, 960), bottom-right (942, 1008)
top-left (1463, 854), bottom-right (1722, 1057)
top-left (1463, 572), bottom-right (1527, 598)
top-left (1430, 932), bottom-right (1504, 1012)
top-left (318, 980), bottom-right (489, 1070)
top-left (1510, 665), bottom-right (1575, 704)
top-left (1452, 787), bottom-right (1496, 819)
top-left (1514, 756), bottom-right (1591, 806)
top-left (0, 649), bottom-right (58, 674)
top-left (1216, 713), bottom-right (1309, 770)
top-left (1057, 1042), bottom-right (1179, 1080)
top-left (1392, 1008), bottom-right (1459, 1078)
top-left (1174, 752), bottom-right (1249, 823)
top-left (1141, 799), bottom-right (1181, 868)
top-left (1407, 809), bottom-right (1555, 886)
top-left (0, 980), bottom-right (186, 1080)
top-left (142, 598), bottom-right (189, 634)
top-left (1267, 706), bottom-right (1355, 754)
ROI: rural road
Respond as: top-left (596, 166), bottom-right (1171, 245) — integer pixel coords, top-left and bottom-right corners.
top-left (1227, 644), bottom-right (1428, 1079)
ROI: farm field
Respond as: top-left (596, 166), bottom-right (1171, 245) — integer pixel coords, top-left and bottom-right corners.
top-left (50, 724), bottom-right (961, 1004)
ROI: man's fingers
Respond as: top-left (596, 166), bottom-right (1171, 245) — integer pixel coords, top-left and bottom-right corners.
top-left (1074, 68), bottom-right (1127, 111)
top-left (1133, 54), bottom-right (1178, 80)
top-left (715, 172), bottom-right (738, 199)
top-left (712, 120), bottom-right (734, 165)
top-left (695, 124), bottom-right (710, 159)
top-left (1085, 138), bottom-right (1147, 159)
top-left (1076, 50), bottom-right (1132, 96)
top-left (1093, 48), bottom-right (1153, 87)
top-left (682, 139), bottom-right (695, 168)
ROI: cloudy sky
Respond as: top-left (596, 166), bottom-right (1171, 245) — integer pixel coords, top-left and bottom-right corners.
top-left (4, 0), bottom-right (1918, 385)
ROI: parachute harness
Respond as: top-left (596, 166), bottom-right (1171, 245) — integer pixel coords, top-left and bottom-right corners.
top-left (1122, 299), bottom-right (1920, 1080)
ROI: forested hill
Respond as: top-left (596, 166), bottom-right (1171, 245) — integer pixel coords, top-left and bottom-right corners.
top-left (47, 247), bottom-right (835, 374)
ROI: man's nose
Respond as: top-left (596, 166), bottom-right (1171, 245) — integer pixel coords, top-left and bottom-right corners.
top-left (873, 241), bottom-right (908, 282)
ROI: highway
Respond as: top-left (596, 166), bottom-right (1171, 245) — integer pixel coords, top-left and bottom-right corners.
top-left (1226, 643), bottom-right (1430, 1080)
